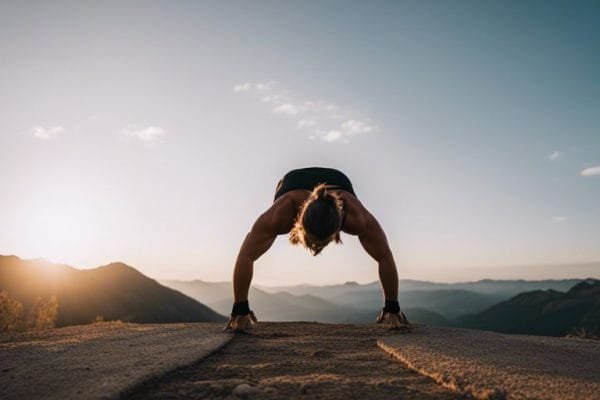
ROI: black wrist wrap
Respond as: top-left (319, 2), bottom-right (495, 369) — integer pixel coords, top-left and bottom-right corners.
top-left (383, 299), bottom-right (400, 314)
top-left (232, 301), bottom-right (250, 316)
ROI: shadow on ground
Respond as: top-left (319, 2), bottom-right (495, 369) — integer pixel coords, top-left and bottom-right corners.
top-left (124, 322), bottom-right (459, 400)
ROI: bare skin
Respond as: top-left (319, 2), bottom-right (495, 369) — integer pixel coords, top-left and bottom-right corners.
top-left (225, 188), bottom-right (409, 332)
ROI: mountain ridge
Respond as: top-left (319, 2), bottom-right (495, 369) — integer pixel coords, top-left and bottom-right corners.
top-left (458, 279), bottom-right (600, 336)
top-left (0, 255), bottom-right (226, 326)
top-left (161, 277), bottom-right (588, 328)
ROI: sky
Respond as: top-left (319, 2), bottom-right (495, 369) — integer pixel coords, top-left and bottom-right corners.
top-left (1, 1), bottom-right (599, 285)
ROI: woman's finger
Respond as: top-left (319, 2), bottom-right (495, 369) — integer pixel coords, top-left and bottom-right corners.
top-left (223, 316), bottom-right (234, 331)
top-left (389, 313), bottom-right (411, 331)
top-left (399, 311), bottom-right (409, 325)
top-left (390, 314), bottom-right (402, 328)
top-left (249, 311), bottom-right (258, 323)
top-left (233, 316), bottom-right (245, 332)
top-left (233, 315), bottom-right (254, 332)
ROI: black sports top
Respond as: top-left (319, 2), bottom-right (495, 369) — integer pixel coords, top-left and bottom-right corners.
top-left (273, 167), bottom-right (356, 229)
top-left (273, 167), bottom-right (356, 202)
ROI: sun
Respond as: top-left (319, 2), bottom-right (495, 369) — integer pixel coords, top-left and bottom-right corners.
top-left (17, 186), bottom-right (105, 265)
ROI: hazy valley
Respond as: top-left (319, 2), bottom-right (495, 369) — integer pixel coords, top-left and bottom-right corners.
top-left (162, 274), bottom-right (599, 336)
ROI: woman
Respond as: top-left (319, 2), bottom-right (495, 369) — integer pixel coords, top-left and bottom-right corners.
top-left (226, 166), bottom-right (408, 332)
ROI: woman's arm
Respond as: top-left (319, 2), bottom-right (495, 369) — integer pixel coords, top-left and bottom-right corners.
top-left (226, 197), bottom-right (294, 331)
top-left (357, 213), bottom-right (398, 301)
top-left (233, 213), bottom-right (279, 302)
top-left (356, 210), bottom-right (409, 329)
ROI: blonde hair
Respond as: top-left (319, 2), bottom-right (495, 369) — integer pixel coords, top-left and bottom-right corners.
top-left (289, 183), bottom-right (343, 255)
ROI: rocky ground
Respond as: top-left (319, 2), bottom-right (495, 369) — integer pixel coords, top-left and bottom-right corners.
top-left (379, 325), bottom-right (600, 400)
top-left (0, 322), bottom-right (231, 400)
top-left (3, 321), bottom-right (597, 400)
top-left (124, 322), bottom-right (460, 400)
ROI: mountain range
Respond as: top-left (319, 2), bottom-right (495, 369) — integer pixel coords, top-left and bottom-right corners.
top-left (458, 279), bottom-right (600, 336)
top-left (3, 254), bottom-right (597, 336)
top-left (0, 255), bottom-right (226, 326)
top-left (161, 277), bottom-right (590, 330)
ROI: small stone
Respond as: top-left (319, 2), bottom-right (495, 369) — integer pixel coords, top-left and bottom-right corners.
top-left (233, 383), bottom-right (259, 398)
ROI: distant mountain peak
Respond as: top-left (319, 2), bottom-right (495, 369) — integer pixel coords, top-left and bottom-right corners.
top-left (459, 280), bottom-right (600, 336)
top-left (96, 262), bottom-right (142, 274)
top-left (106, 262), bottom-right (133, 269)
top-left (567, 279), bottom-right (599, 295)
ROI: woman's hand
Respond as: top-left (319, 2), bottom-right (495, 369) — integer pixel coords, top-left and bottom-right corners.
top-left (224, 311), bottom-right (258, 333)
top-left (377, 310), bottom-right (410, 331)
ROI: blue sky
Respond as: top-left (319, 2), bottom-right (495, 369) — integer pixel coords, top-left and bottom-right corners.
top-left (0, 1), bottom-right (598, 284)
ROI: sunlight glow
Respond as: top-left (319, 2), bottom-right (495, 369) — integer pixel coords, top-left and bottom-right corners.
top-left (18, 184), bottom-right (104, 264)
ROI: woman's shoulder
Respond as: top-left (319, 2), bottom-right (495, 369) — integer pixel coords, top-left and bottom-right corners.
top-left (269, 191), bottom-right (308, 230)
top-left (337, 191), bottom-right (369, 234)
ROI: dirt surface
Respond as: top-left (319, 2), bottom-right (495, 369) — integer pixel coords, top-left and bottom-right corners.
top-left (125, 322), bottom-right (461, 400)
top-left (0, 322), bottom-right (231, 400)
top-left (379, 325), bottom-right (600, 400)
top-left (5, 322), bottom-right (593, 400)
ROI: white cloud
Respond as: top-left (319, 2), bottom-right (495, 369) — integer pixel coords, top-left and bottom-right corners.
top-left (261, 94), bottom-right (284, 103)
top-left (341, 119), bottom-right (376, 134)
top-left (120, 125), bottom-right (165, 143)
top-left (581, 166), bottom-right (600, 176)
top-left (233, 81), bottom-right (276, 93)
top-left (233, 83), bottom-right (252, 92)
top-left (255, 81), bottom-right (276, 91)
top-left (233, 81), bottom-right (378, 143)
top-left (548, 151), bottom-right (564, 161)
top-left (322, 130), bottom-right (342, 142)
top-left (273, 103), bottom-right (300, 115)
top-left (32, 125), bottom-right (64, 140)
top-left (552, 216), bottom-right (567, 222)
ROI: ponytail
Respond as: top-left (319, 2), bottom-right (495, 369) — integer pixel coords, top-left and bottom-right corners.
top-left (289, 182), bottom-right (344, 255)
top-left (314, 184), bottom-right (328, 200)
top-left (311, 183), bottom-right (342, 208)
